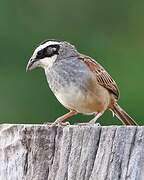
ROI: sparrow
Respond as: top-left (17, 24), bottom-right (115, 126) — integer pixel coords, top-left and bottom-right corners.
top-left (26, 39), bottom-right (138, 126)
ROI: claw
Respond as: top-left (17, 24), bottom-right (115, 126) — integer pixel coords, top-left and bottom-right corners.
top-left (47, 121), bottom-right (70, 128)
top-left (75, 122), bottom-right (101, 126)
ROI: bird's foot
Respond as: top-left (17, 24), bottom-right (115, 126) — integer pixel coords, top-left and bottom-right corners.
top-left (88, 119), bottom-right (101, 125)
top-left (75, 122), bottom-right (101, 126)
top-left (46, 120), bottom-right (70, 128)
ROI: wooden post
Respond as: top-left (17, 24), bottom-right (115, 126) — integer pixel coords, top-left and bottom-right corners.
top-left (0, 124), bottom-right (144, 180)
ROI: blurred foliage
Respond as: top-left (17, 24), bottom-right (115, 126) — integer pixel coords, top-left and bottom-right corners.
top-left (0, 0), bottom-right (143, 125)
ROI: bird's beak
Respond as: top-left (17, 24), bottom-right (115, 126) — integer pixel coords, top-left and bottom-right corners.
top-left (26, 58), bottom-right (38, 72)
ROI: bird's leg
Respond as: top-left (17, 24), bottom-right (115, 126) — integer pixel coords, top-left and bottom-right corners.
top-left (88, 111), bottom-right (104, 124)
top-left (75, 112), bottom-right (103, 126)
top-left (48, 110), bottom-right (77, 127)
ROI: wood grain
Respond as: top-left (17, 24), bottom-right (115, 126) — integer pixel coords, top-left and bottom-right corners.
top-left (0, 124), bottom-right (143, 180)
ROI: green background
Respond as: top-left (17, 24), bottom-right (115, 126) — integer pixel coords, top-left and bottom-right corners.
top-left (0, 0), bottom-right (143, 125)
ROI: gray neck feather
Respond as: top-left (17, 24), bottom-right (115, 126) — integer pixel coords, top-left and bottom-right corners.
top-left (58, 42), bottom-right (79, 59)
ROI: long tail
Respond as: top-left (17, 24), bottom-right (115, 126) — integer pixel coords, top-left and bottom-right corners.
top-left (111, 103), bottom-right (138, 126)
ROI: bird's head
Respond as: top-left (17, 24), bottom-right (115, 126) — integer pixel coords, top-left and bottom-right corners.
top-left (26, 39), bottom-right (78, 71)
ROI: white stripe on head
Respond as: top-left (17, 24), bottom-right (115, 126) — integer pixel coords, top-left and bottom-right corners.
top-left (32, 41), bottom-right (61, 59)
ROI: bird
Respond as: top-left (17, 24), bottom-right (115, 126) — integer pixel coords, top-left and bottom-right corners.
top-left (26, 39), bottom-right (138, 126)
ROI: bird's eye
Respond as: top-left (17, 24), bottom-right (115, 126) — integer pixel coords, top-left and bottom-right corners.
top-left (36, 45), bottom-right (59, 59)
top-left (36, 50), bottom-right (44, 59)
top-left (37, 51), bottom-right (43, 56)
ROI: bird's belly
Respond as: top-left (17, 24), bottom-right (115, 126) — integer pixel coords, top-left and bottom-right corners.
top-left (55, 84), bottom-right (110, 114)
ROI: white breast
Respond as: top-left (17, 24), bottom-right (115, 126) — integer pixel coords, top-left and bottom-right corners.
top-left (55, 85), bottom-right (84, 110)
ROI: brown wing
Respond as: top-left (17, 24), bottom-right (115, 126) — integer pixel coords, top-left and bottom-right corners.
top-left (79, 55), bottom-right (120, 100)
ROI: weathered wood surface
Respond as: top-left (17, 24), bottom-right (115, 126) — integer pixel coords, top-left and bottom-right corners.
top-left (0, 124), bottom-right (144, 180)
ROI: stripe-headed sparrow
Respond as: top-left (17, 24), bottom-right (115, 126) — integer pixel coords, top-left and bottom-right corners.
top-left (26, 39), bottom-right (138, 126)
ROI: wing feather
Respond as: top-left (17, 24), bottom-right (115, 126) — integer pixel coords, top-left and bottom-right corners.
top-left (79, 55), bottom-right (120, 100)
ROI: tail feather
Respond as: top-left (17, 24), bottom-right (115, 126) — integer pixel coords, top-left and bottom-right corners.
top-left (111, 103), bottom-right (138, 126)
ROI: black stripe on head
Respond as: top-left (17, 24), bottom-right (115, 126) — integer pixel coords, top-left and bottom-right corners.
top-left (36, 44), bottom-right (60, 59)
